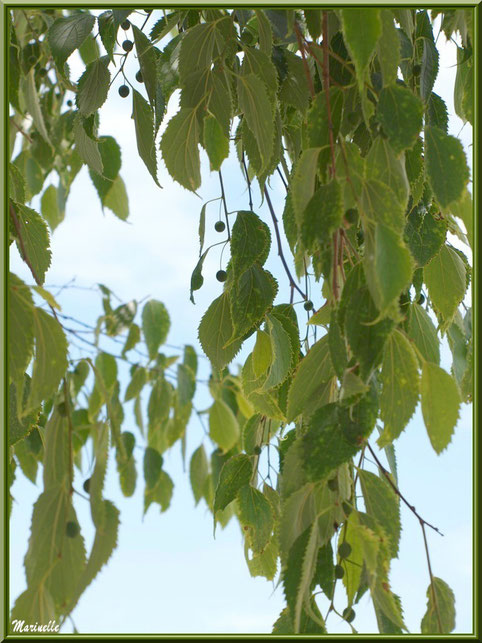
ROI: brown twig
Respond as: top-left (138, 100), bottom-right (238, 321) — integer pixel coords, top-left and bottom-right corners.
top-left (365, 442), bottom-right (443, 536)
top-left (218, 169), bottom-right (231, 240)
top-left (10, 118), bottom-right (33, 143)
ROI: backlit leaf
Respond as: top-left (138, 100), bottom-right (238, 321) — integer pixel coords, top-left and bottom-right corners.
top-left (209, 399), bottom-right (240, 453)
top-left (421, 362), bottom-right (460, 453)
top-left (142, 299), bottom-right (170, 360)
top-left (213, 453), bottom-right (252, 512)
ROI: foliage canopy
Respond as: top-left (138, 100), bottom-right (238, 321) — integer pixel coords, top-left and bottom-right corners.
top-left (8, 6), bottom-right (473, 635)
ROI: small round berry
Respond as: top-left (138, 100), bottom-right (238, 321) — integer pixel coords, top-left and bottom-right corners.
top-left (253, 446), bottom-right (262, 455)
top-left (327, 477), bottom-right (338, 492)
top-left (67, 99), bottom-right (73, 107)
top-left (66, 521), bottom-right (80, 538)
top-left (121, 19), bottom-right (130, 30)
top-left (417, 294), bottom-right (425, 305)
top-left (144, 8), bottom-right (152, 13)
top-left (57, 402), bottom-right (68, 417)
top-left (135, 70), bottom-right (144, 83)
top-left (214, 220), bottom-right (226, 233)
top-left (342, 501), bottom-right (352, 516)
top-left (216, 270), bottom-right (227, 282)
top-left (344, 208), bottom-right (357, 225)
top-left (304, 300), bottom-right (314, 311)
top-left (334, 564), bottom-right (345, 579)
top-left (39, 68), bottom-right (48, 77)
top-left (122, 39), bottom-right (133, 52)
top-left (338, 541), bottom-right (352, 559)
top-left (118, 84), bottom-right (130, 98)
top-left (83, 478), bottom-right (91, 494)
top-left (342, 607), bottom-right (356, 623)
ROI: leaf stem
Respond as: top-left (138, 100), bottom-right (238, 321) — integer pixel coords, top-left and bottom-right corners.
top-left (218, 169), bottom-right (231, 240)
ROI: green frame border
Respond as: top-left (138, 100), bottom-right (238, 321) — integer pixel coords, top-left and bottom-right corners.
top-left (1, 2), bottom-right (479, 639)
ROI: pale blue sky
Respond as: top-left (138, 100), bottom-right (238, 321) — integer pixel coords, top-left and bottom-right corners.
top-left (9, 11), bottom-right (473, 634)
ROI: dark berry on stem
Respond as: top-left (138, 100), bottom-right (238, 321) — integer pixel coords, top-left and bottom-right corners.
top-left (135, 70), bottom-right (143, 83)
top-left (122, 39), bottom-right (133, 52)
top-left (66, 521), bottom-right (80, 538)
top-left (338, 541), bottom-right (352, 559)
top-left (304, 300), bottom-right (314, 311)
top-left (214, 220), bottom-right (225, 233)
top-left (119, 85), bottom-right (130, 98)
top-left (343, 607), bottom-right (356, 623)
top-left (83, 478), bottom-right (91, 494)
top-left (121, 19), bottom-right (130, 30)
top-left (216, 270), bottom-right (227, 282)
top-left (334, 564), bottom-right (345, 579)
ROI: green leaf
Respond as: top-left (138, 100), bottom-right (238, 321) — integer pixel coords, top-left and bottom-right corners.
top-left (27, 308), bottom-right (68, 412)
top-left (9, 163), bottom-right (26, 204)
top-left (177, 363), bottom-right (195, 406)
top-left (98, 11), bottom-right (117, 62)
top-left (287, 336), bottom-right (335, 422)
top-left (22, 69), bottom-right (51, 145)
top-left (291, 148), bottom-right (320, 229)
top-left (256, 10), bottom-right (273, 54)
top-left (450, 188), bottom-right (473, 249)
top-left (213, 454), bottom-right (252, 513)
top-left (377, 10), bottom-right (400, 87)
top-left (230, 211), bottom-right (271, 276)
top-left (377, 85), bottom-right (424, 155)
top-left (261, 314), bottom-right (292, 391)
top-left (328, 311), bottom-right (347, 380)
top-left (228, 265), bottom-right (278, 344)
top-left (378, 329), bottom-right (419, 445)
top-left (246, 539), bottom-right (278, 581)
top-left (427, 93), bottom-right (448, 133)
top-left (341, 9), bottom-right (381, 91)
top-left (69, 500), bottom-right (119, 612)
top-left (178, 21), bottom-right (218, 81)
top-left (8, 273), bottom-right (34, 383)
top-left (160, 108), bottom-right (200, 191)
top-left (144, 470), bottom-right (173, 514)
top-left (363, 223), bottom-right (413, 314)
top-left (237, 485), bottom-right (273, 553)
top-left (279, 49), bottom-right (310, 114)
top-left (302, 408), bottom-right (360, 482)
top-left (198, 292), bottom-right (243, 371)
top-left (122, 323), bottom-right (140, 357)
top-left (283, 523), bottom-right (320, 633)
top-left (241, 48), bottom-right (278, 100)
top-left (79, 34), bottom-right (100, 65)
top-left (132, 26), bottom-right (159, 110)
top-left (417, 12), bottom-right (439, 102)
top-left (301, 180), bottom-right (343, 252)
top-left (209, 399), bottom-right (240, 453)
top-left (421, 362), bottom-right (460, 454)
top-left (365, 137), bottom-right (409, 208)
top-left (48, 12), bottom-right (95, 69)
top-left (89, 136), bottom-right (122, 205)
top-left (104, 175), bottom-right (129, 221)
top-left (148, 378), bottom-right (171, 429)
top-left (13, 203), bottom-right (51, 285)
top-left (203, 115), bottom-right (229, 171)
top-left (359, 470), bottom-right (400, 558)
top-left (190, 249), bottom-right (208, 304)
top-left (345, 286), bottom-right (394, 379)
top-left (237, 74), bottom-right (274, 173)
top-left (424, 245), bottom-right (466, 324)
top-left (76, 57), bottom-right (110, 117)
top-left (454, 46), bottom-right (473, 125)
top-left (143, 446), bottom-right (162, 489)
top-left (360, 179), bottom-right (405, 233)
top-left (421, 577), bottom-right (455, 633)
top-left (424, 125), bottom-right (470, 209)
top-left (189, 444), bottom-right (209, 505)
top-left (9, 376), bottom-right (40, 446)
top-left (11, 587), bottom-right (55, 624)
top-left (73, 113), bottom-right (103, 175)
top-left (404, 205), bottom-right (447, 267)
top-left (142, 299), bottom-right (170, 360)
top-left (252, 330), bottom-right (272, 378)
top-left (406, 304), bottom-right (440, 365)
top-left (41, 185), bottom-right (64, 231)
top-left (132, 90), bottom-right (160, 187)
top-left (306, 88), bottom-right (344, 176)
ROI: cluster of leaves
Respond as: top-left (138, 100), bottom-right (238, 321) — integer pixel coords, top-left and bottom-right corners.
top-left (8, 7), bottom-right (472, 634)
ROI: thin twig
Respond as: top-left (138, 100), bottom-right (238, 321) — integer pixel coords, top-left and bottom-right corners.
top-left (10, 118), bottom-right (33, 143)
top-left (365, 442), bottom-right (443, 536)
top-left (421, 521), bottom-right (444, 633)
top-left (263, 187), bottom-right (307, 300)
top-left (322, 12), bottom-right (337, 179)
